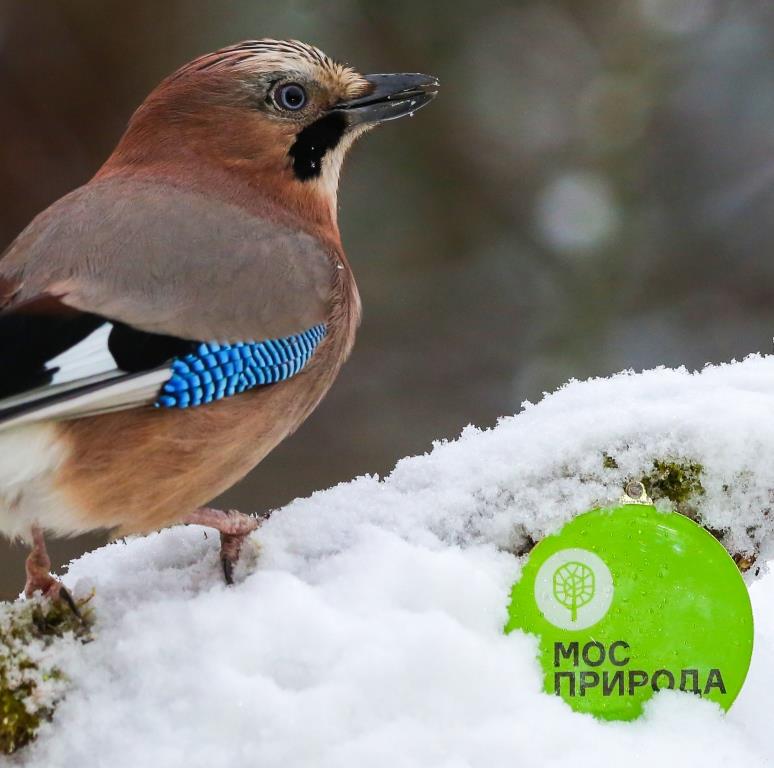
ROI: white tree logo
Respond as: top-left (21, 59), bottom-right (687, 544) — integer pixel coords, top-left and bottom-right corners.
top-left (552, 561), bottom-right (595, 622)
top-left (534, 549), bottom-right (614, 630)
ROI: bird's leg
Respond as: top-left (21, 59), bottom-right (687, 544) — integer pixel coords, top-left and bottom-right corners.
top-left (24, 525), bottom-right (80, 616)
top-left (182, 507), bottom-right (260, 585)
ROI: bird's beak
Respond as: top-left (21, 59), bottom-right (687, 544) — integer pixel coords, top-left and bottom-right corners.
top-left (333, 73), bottom-right (439, 127)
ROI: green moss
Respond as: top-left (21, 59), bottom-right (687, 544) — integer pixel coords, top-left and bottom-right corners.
top-left (642, 458), bottom-right (705, 509)
top-left (602, 453), bottom-right (619, 470)
top-left (0, 596), bottom-right (92, 755)
top-left (602, 454), bottom-right (704, 511)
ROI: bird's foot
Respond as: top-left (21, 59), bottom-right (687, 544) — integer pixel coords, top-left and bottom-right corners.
top-left (24, 525), bottom-right (81, 618)
top-left (24, 573), bottom-right (81, 617)
top-left (183, 507), bottom-right (260, 585)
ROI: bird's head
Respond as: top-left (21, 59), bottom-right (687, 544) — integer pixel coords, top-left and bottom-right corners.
top-left (103, 40), bottom-right (439, 228)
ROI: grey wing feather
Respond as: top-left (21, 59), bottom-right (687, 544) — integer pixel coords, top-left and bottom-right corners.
top-left (0, 177), bottom-right (334, 342)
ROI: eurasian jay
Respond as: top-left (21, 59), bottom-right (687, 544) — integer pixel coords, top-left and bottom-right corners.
top-left (0, 39), bottom-right (438, 604)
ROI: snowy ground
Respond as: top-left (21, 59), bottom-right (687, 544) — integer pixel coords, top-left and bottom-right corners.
top-left (13, 356), bottom-right (774, 767)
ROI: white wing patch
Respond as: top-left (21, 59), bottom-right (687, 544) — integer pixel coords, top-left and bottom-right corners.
top-left (48, 323), bottom-right (116, 384)
top-left (0, 320), bottom-right (171, 432)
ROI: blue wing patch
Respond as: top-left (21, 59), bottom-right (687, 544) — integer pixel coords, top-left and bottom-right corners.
top-left (155, 324), bottom-right (327, 408)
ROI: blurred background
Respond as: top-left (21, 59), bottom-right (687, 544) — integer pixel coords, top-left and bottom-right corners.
top-left (2, 0), bottom-right (774, 597)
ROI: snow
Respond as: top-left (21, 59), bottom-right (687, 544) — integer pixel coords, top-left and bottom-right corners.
top-left (14, 355), bottom-right (774, 766)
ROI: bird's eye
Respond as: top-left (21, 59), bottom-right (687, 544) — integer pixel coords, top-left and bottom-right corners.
top-left (274, 83), bottom-right (307, 111)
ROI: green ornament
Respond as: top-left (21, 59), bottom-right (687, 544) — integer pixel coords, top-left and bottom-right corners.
top-left (505, 500), bottom-right (754, 721)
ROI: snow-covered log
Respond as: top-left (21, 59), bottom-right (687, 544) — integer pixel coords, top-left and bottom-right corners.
top-left (5, 355), bottom-right (774, 765)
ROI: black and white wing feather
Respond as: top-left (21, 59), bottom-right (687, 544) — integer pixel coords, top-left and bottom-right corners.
top-left (0, 295), bottom-right (328, 432)
top-left (0, 297), bottom-right (194, 431)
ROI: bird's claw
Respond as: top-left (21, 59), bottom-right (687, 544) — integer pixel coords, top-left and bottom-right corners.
top-left (59, 585), bottom-right (83, 621)
top-left (183, 507), bottom-right (260, 585)
top-left (219, 526), bottom-right (254, 586)
top-left (221, 554), bottom-right (235, 586)
top-left (58, 584), bottom-right (83, 620)
top-left (25, 576), bottom-right (83, 621)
